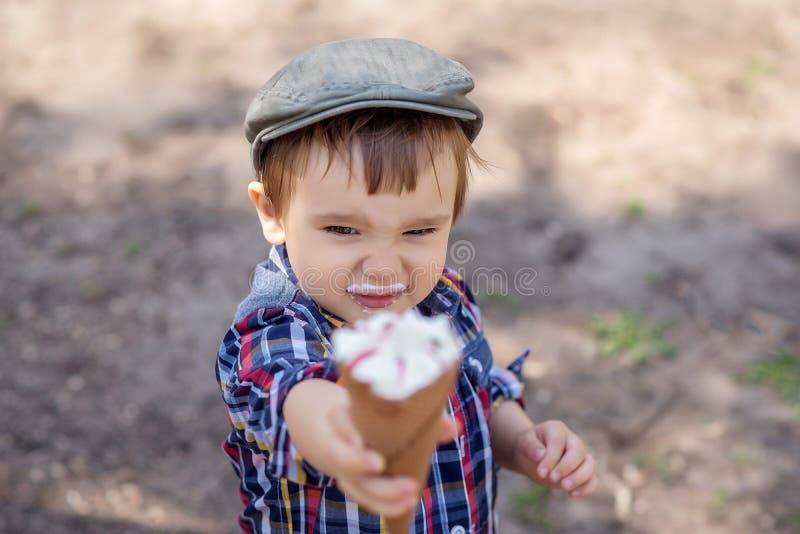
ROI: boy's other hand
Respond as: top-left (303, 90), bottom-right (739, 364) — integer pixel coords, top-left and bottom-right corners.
top-left (327, 404), bottom-right (457, 517)
top-left (513, 420), bottom-right (598, 498)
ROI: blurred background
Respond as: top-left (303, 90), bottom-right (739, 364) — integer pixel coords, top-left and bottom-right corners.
top-left (1, 1), bottom-right (799, 532)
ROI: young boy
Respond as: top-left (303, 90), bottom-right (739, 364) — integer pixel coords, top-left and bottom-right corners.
top-left (216, 38), bottom-right (598, 533)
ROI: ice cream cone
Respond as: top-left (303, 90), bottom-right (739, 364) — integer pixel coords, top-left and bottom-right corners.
top-left (337, 360), bottom-right (460, 534)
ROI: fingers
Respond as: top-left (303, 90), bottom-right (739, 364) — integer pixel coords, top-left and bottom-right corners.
top-left (568, 472), bottom-right (599, 498)
top-left (326, 404), bottom-right (420, 516)
top-left (548, 431), bottom-right (586, 485)
top-left (328, 403), bottom-right (362, 448)
top-left (329, 436), bottom-right (384, 475)
top-left (437, 413), bottom-right (459, 445)
top-left (338, 474), bottom-right (419, 517)
top-left (534, 420), bottom-right (568, 480)
top-left (327, 405), bottom-right (384, 474)
top-left (559, 453), bottom-right (596, 494)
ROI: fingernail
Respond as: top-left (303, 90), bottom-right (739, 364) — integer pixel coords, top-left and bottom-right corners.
top-left (550, 471), bottom-right (560, 483)
top-left (563, 478), bottom-right (573, 489)
top-left (538, 467), bottom-right (548, 478)
top-left (571, 490), bottom-right (580, 497)
top-left (532, 448), bottom-right (546, 461)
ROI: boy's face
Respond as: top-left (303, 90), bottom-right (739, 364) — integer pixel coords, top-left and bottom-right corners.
top-left (252, 142), bottom-right (456, 325)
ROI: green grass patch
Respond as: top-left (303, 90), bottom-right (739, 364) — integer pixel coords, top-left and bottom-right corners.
top-left (124, 238), bottom-right (144, 258)
top-left (474, 290), bottom-right (519, 311)
top-left (592, 310), bottom-right (674, 365)
top-left (0, 310), bottom-right (14, 333)
top-left (740, 349), bottom-right (800, 414)
top-left (747, 57), bottom-right (776, 79)
top-left (708, 488), bottom-right (729, 519)
top-left (778, 511), bottom-right (800, 530)
top-left (79, 281), bottom-right (105, 301)
top-left (732, 448), bottom-right (753, 467)
top-left (510, 484), bottom-right (553, 532)
top-left (635, 450), bottom-right (687, 486)
top-left (644, 270), bottom-right (664, 287)
top-left (623, 199), bottom-right (645, 218)
top-left (15, 197), bottom-right (41, 220)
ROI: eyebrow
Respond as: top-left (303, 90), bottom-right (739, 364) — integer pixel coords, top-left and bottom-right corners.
top-left (311, 212), bottom-right (451, 228)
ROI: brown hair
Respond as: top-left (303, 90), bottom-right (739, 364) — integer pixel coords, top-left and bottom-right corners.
top-left (257, 108), bottom-right (487, 223)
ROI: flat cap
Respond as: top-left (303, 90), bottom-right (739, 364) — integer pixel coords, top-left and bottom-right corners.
top-left (244, 38), bottom-right (483, 171)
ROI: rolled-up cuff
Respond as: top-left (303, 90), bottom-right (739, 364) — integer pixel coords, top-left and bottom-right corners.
top-left (489, 349), bottom-right (530, 412)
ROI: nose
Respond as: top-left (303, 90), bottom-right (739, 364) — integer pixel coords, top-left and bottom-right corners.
top-left (360, 245), bottom-right (403, 287)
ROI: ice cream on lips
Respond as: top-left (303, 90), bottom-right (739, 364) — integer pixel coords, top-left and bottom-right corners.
top-left (331, 309), bottom-right (462, 400)
top-left (346, 282), bottom-right (407, 310)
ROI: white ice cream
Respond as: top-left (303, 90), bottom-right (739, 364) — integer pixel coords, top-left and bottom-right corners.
top-left (331, 309), bottom-right (462, 400)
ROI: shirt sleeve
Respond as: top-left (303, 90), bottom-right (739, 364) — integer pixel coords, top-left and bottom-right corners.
top-left (217, 309), bottom-right (338, 487)
top-left (443, 268), bottom-right (530, 412)
top-left (489, 349), bottom-right (530, 412)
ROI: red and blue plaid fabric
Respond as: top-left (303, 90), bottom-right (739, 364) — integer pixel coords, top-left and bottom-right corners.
top-left (216, 244), bottom-right (528, 533)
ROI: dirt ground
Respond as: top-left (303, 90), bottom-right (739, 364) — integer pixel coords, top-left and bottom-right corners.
top-left (2, 1), bottom-right (799, 532)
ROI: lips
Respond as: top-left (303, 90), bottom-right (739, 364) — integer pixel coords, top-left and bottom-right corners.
top-left (349, 292), bottom-right (402, 309)
top-left (347, 283), bottom-right (406, 309)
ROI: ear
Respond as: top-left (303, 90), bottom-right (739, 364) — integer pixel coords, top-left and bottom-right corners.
top-left (247, 181), bottom-right (286, 245)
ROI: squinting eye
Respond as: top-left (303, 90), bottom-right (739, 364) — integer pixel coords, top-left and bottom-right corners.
top-left (405, 228), bottom-right (437, 236)
top-left (325, 225), bottom-right (358, 235)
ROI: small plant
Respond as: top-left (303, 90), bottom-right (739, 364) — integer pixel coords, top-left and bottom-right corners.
top-left (741, 349), bottom-right (800, 414)
top-left (474, 290), bottom-right (519, 311)
top-left (636, 450), bottom-right (686, 486)
top-left (708, 488), bottom-right (729, 519)
top-left (15, 197), bottom-right (40, 220)
top-left (124, 238), bottom-right (144, 258)
top-left (778, 511), bottom-right (800, 530)
top-left (592, 310), bottom-right (674, 365)
top-left (623, 199), bottom-right (645, 218)
top-left (644, 270), bottom-right (663, 287)
top-left (0, 310), bottom-right (13, 333)
top-left (747, 57), bottom-right (776, 79)
top-left (732, 448), bottom-right (753, 467)
top-left (79, 281), bottom-right (104, 301)
top-left (510, 484), bottom-right (553, 532)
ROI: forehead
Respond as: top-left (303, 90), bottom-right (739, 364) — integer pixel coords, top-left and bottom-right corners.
top-left (292, 143), bottom-right (458, 227)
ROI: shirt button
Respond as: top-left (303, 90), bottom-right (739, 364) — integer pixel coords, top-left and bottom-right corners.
top-left (450, 526), bottom-right (466, 534)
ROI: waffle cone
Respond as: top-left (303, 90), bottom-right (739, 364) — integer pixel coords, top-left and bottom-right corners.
top-left (337, 361), bottom-right (460, 534)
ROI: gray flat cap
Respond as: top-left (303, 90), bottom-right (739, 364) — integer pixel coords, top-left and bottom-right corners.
top-left (244, 38), bottom-right (483, 171)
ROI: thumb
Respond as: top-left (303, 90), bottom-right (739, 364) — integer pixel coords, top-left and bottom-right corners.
top-left (514, 426), bottom-right (547, 463)
top-left (328, 403), bottom-right (363, 449)
top-left (327, 404), bottom-right (385, 474)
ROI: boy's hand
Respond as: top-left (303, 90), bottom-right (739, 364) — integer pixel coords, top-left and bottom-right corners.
top-left (513, 420), bottom-right (598, 498)
top-left (326, 403), bottom-right (458, 517)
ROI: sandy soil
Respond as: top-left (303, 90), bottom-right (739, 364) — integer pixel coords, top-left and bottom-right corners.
top-left (1, 1), bottom-right (799, 532)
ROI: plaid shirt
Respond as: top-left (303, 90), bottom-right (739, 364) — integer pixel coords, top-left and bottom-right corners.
top-left (216, 244), bottom-right (528, 533)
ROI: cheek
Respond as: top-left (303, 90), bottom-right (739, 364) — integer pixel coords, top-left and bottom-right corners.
top-left (407, 237), bottom-right (449, 290)
top-left (294, 261), bottom-right (350, 297)
top-left (313, 246), bottom-right (354, 293)
top-left (327, 267), bottom-right (352, 295)
top-left (294, 263), bottom-right (324, 295)
top-left (287, 244), bottom-right (326, 293)
top-left (425, 233), bottom-right (450, 269)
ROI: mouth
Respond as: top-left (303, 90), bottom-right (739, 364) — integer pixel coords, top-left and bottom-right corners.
top-left (347, 283), bottom-right (406, 309)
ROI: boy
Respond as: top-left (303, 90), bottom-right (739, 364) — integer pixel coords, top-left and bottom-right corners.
top-left (217, 38), bottom-right (597, 533)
